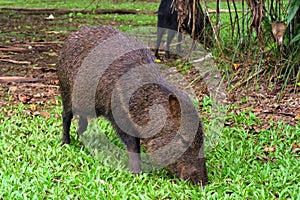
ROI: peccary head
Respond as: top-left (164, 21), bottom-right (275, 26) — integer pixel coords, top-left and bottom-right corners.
top-left (128, 83), bottom-right (208, 186)
top-left (169, 131), bottom-right (208, 186)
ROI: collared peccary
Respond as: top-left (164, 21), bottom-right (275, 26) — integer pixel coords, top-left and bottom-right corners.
top-left (155, 0), bottom-right (182, 59)
top-left (57, 25), bottom-right (208, 186)
top-left (155, 0), bottom-right (209, 59)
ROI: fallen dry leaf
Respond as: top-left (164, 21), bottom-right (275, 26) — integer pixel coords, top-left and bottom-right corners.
top-left (30, 104), bottom-right (37, 111)
top-left (18, 93), bottom-right (32, 103)
top-left (263, 145), bottom-right (276, 153)
top-left (291, 143), bottom-right (300, 154)
top-left (292, 143), bottom-right (300, 148)
top-left (233, 63), bottom-right (242, 70)
top-left (266, 115), bottom-right (273, 120)
top-left (252, 108), bottom-right (263, 113)
top-left (33, 111), bottom-right (40, 116)
top-left (9, 86), bottom-right (18, 93)
top-left (295, 107), bottom-right (300, 119)
top-left (41, 112), bottom-right (51, 118)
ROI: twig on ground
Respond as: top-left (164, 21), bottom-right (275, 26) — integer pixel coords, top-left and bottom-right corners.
top-left (0, 76), bottom-right (44, 83)
top-left (0, 59), bottom-right (31, 65)
top-left (0, 46), bottom-right (29, 52)
top-left (230, 69), bottom-right (264, 92)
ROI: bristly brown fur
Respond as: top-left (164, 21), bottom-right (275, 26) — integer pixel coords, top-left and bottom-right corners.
top-left (56, 24), bottom-right (208, 186)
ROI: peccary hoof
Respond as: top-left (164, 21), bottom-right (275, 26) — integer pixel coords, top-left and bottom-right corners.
top-left (165, 51), bottom-right (170, 59)
top-left (129, 153), bottom-right (141, 174)
top-left (154, 50), bottom-right (160, 59)
top-left (62, 138), bottom-right (70, 145)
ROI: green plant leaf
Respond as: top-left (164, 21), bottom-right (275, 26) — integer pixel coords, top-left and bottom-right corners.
top-left (290, 33), bottom-right (300, 44)
top-left (287, 0), bottom-right (300, 25)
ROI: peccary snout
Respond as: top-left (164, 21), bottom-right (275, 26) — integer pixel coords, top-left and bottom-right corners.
top-left (56, 25), bottom-right (208, 186)
top-left (179, 158), bottom-right (208, 185)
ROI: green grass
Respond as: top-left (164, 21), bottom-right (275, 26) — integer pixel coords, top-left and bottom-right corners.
top-left (0, 100), bottom-right (299, 199)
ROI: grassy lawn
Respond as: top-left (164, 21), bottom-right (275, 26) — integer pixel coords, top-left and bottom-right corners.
top-left (0, 101), bottom-right (299, 199)
top-left (0, 0), bottom-right (299, 199)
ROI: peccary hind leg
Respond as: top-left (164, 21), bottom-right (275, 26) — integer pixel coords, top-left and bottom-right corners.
top-left (62, 110), bottom-right (73, 144)
top-left (165, 29), bottom-right (177, 59)
top-left (176, 32), bottom-right (182, 55)
top-left (77, 115), bottom-right (88, 135)
top-left (115, 126), bottom-right (141, 173)
top-left (155, 27), bottom-right (166, 58)
top-left (126, 137), bottom-right (141, 174)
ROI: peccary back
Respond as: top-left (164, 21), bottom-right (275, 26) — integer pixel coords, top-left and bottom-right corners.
top-left (57, 25), bottom-right (208, 186)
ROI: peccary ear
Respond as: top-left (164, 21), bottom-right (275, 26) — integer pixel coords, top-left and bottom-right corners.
top-left (168, 94), bottom-right (181, 117)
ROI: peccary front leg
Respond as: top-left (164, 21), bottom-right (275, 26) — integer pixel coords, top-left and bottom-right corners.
top-left (62, 110), bottom-right (73, 144)
top-left (176, 32), bottom-right (182, 55)
top-left (126, 137), bottom-right (141, 174)
top-left (155, 27), bottom-right (166, 58)
top-left (115, 127), bottom-right (141, 173)
top-left (77, 115), bottom-right (88, 135)
top-left (165, 29), bottom-right (176, 59)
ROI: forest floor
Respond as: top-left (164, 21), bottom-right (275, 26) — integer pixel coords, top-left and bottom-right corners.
top-left (0, 9), bottom-right (299, 131)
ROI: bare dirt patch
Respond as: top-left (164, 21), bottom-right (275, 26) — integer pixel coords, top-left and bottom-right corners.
top-left (0, 11), bottom-right (103, 108)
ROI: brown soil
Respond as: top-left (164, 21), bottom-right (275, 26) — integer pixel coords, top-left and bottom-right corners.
top-left (0, 10), bottom-right (299, 130)
top-left (0, 11), bottom-right (104, 108)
